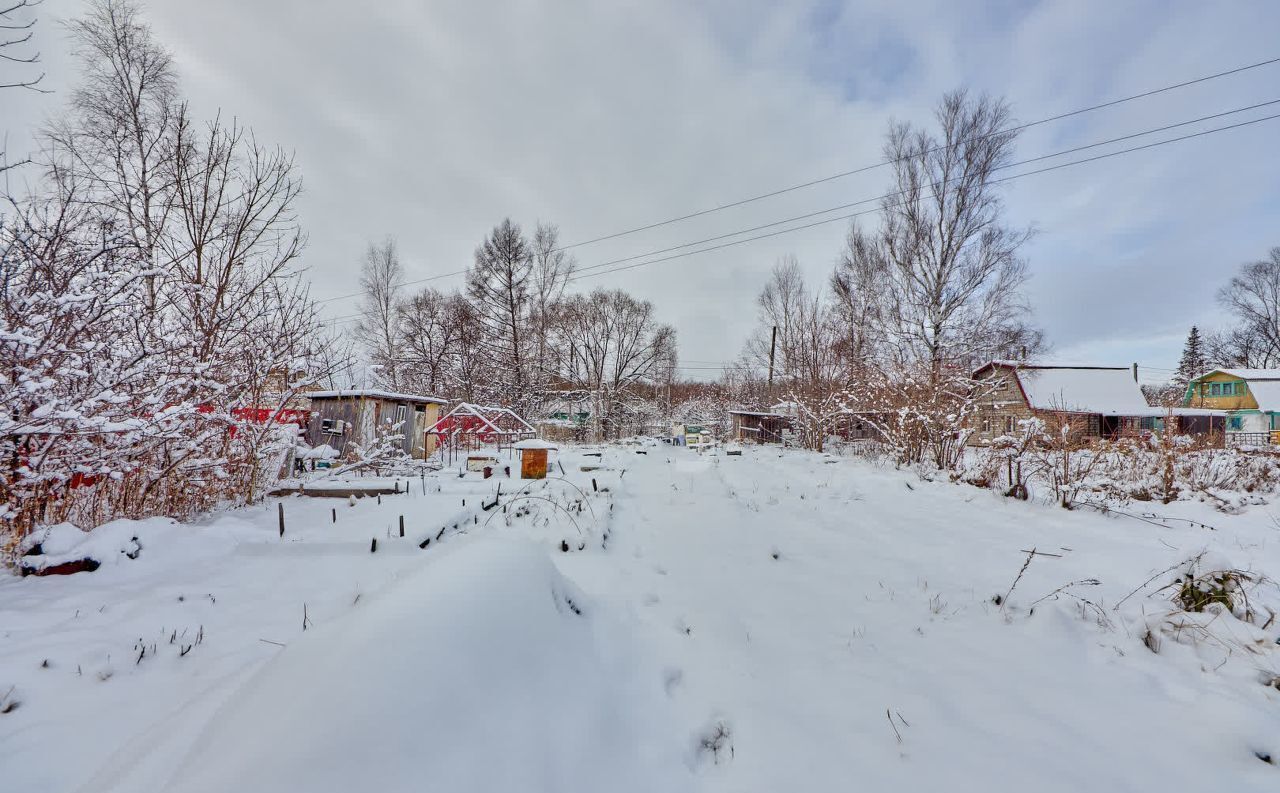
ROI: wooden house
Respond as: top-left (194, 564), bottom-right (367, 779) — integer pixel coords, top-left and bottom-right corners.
top-left (970, 362), bottom-right (1158, 444)
top-left (304, 389), bottom-right (449, 460)
top-left (1184, 369), bottom-right (1280, 445)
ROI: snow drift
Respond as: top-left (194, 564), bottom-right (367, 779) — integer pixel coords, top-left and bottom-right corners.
top-left (162, 539), bottom-right (693, 793)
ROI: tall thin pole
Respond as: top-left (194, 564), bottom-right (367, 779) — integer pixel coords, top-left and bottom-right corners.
top-left (767, 325), bottom-right (778, 393)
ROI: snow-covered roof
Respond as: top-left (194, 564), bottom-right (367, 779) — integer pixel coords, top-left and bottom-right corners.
top-left (513, 438), bottom-right (557, 450)
top-left (427, 402), bottom-right (537, 436)
top-left (1196, 368), bottom-right (1280, 381)
top-left (1246, 380), bottom-right (1280, 412)
top-left (1014, 367), bottom-right (1150, 414)
top-left (307, 388), bottom-right (449, 404)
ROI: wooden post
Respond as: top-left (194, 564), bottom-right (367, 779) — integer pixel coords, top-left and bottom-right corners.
top-left (767, 325), bottom-right (777, 392)
top-left (370, 538), bottom-right (377, 553)
top-left (331, 507), bottom-right (336, 523)
top-left (278, 503), bottom-right (284, 538)
top-left (399, 515), bottom-right (404, 537)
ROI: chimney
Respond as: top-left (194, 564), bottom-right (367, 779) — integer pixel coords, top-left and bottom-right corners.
top-left (1132, 362), bottom-right (1138, 383)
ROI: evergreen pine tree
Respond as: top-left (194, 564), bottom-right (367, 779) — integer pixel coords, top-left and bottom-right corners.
top-left (1174, 326), bottom-right (1207, 392)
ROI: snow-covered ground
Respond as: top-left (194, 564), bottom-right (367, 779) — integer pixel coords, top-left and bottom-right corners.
top-left (3, 444), bottom-right (1279, 791)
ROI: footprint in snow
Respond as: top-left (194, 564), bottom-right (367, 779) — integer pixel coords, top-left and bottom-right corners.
top-left (663, 667), bottom-right (684, 697)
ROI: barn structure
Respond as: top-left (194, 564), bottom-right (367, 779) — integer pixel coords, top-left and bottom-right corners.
top-left (426, 402), bottom-right (537, 463)
top-left (304, 389), bottom-right (449, 460)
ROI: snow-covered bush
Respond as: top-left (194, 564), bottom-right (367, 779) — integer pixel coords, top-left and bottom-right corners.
top-left (961, 427), bottom-right (1280, 513)
top-left (848, 368), bottom-right (976, 470)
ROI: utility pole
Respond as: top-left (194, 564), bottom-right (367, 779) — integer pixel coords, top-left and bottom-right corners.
top-left (767, 325), bottom-right (778, 393)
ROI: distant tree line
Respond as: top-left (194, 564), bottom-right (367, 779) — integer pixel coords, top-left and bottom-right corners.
top-left (351, 220), bottom-right (677, 440)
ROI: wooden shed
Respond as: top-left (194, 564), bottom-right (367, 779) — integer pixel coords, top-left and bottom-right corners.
top-left (303, 389), bottom-right (449, 460)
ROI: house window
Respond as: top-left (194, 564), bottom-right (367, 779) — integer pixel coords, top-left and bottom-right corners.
top-left (1209, 383), bottom-right (1221, 396)
top-left (980, 416), bottom-right (991, 433)
top-left (1228, 416), bottom-right (1243, 431)
top-left (321, 418), bottom-right (344, 435)
top-left (1003, 416), bottom-right (1015, 434)
top-left (395, 405), bottom-right (408, 425)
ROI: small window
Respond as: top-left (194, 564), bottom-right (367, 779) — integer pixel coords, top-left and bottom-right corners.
top-left (1209, 383), bottom-right (1221, 396)
top-left (321, 418), bottom-right (344, 435)
top-left (1228, 416), bottom-right (1243, 431)
top-left (980, 416), bottom-right (991, 433)
top-left (395, 405), bottom-right (409, 425)
top-left (1222, 383), bottom-right (1235, 397)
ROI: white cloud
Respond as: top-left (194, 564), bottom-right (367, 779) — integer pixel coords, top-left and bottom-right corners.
top-left (3, 0), bottom-right (1278, 377)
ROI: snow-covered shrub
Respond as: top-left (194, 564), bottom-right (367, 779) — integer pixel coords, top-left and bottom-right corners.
top-left (1131, 553), bottom-right (1279, 661)
top-left (849, 368), bottom-right (975, 471)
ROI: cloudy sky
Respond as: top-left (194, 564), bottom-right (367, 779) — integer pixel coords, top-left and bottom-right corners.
top-left (4, 0), bottom-right (1279, 382)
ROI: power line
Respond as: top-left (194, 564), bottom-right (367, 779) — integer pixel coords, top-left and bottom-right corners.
top-left (554, 56), bottom-right (1280, 252)
top-left (567, 98), bottom-right (1280, 279)
top-left (570, 109), bottom-right (1280, 283)
top-left (313, 56), bottom-right (1280, 310)
top-left (319, 107), bottom-right (1280, 327)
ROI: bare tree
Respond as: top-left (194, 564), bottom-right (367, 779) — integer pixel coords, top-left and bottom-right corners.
top-left (741, 260), bottom-right (848, 449)
top-left (836, 90), bottom-right (1042, 378)
top-left (1214, 247), bottom-right (1280, 367)
top-left (398, 286), bottom-right (460, 395)
top-left (0, 0), bottom-right (330, 548)
top-left (354, 237), bottom-right (404, 390)
top-left (560, 288), bottom-right (676, 439)
top-left (446, 293), bottom-right (490, 404)
top-left (528, 221), bottom-right (576, 386)
top-left (467, 218), bottom-right (533, 403)
top-left (47, 0), bottom-right (178, 277)
top-left (1, 0), bottom-right (45, 91)
top-left (1, 0), bottom-right (47, 175)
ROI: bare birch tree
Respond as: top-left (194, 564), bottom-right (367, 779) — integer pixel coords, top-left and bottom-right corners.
top-left (47, 0), bottom-right (178, 285)
top-left (529, 221), bottom-right (576, 388)
top-left (354, 237), bottom-right (404, 389)
top-left (836, 90), bottom-right (1041, 377)
top-left (1, 0), bottom-right (47, 173)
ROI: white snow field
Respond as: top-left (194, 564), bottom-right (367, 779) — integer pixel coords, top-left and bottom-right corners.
top-left (3, 444), bottom-right (1279, 791)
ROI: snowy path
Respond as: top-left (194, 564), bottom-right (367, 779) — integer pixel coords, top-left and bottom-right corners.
top-left (3, 446), bottom-right (1279, 791)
